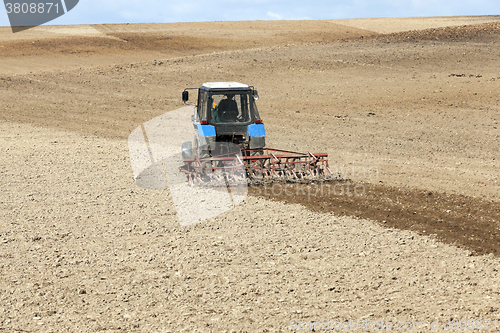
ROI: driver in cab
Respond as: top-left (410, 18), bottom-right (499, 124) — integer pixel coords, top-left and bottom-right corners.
top-left (215, 94), bottom-right (238, 122)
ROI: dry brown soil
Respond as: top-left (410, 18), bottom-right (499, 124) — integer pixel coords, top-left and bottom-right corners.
top-left (1, 16), bottom-right (500, 332)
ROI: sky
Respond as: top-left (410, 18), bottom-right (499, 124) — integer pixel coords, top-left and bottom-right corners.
top-left (1, 0), bottom-right (500, 27)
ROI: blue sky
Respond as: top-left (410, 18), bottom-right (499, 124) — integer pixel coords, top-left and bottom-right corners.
top-left (1, 0), bottom-right (500, 27)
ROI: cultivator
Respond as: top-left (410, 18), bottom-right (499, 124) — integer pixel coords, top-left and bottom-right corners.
top-left (179, 147), bottom-right (335, 186)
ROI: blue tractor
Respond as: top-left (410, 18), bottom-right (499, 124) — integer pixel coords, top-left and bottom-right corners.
top-left (181, 82), bottom-right (265, 159)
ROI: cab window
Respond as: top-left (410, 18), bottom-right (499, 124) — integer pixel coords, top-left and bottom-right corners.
top-left (210, 92), bottom-right (251, 124)
top-left (198, 91), bottom-right (208, 121)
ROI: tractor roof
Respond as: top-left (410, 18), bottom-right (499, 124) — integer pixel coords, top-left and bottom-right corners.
top-left (201, 82), bottom-right (250, 90)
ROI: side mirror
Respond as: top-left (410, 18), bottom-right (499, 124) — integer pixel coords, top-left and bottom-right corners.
top-left (182, 91), bottom-right (189, 102)
top-left (253, 90), bottom-right (259, 101)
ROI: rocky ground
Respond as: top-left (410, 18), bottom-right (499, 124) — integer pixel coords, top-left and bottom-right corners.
top-left (1, 16), bottom-right (500, 332)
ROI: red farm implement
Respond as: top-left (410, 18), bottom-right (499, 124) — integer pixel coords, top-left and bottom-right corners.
top-left (179, 147), bottom-right (334, 186)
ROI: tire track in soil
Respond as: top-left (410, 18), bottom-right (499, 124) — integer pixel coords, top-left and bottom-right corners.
top-left (249, 181), bottom-right (500, 257)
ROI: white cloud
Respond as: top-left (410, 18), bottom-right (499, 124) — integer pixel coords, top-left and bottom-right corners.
top-left (267, 11), bottom-right (284, 20)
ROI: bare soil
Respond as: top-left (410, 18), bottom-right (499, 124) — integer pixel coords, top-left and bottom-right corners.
top-left (251, 181), bottom-right (500, 256)
top-left (1, 16), bottom-right (500, 332)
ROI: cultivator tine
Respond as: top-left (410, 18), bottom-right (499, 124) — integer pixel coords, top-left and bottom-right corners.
top-left (180, 147), bottom-right (337, 186)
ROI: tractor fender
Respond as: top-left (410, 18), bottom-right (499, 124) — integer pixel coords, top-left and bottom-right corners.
top-left (197, 124), bottom-right (216, 137)
top-left (196, 124), bottom-right (216, 151)
top-left (247, 123), bottom-right (266, 149)
top-left (247, 123), bottom-right (266, 137)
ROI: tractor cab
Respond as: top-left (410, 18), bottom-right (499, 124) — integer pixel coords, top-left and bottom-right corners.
top-left (182, 82), bottom-right (266, 158)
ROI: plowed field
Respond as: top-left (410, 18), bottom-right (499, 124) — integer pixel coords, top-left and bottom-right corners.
top-left (1, 16), bottom-right (500, 332)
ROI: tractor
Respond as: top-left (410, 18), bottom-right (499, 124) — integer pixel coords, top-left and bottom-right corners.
top-left (180, 82), bottom-right (332, 185)
top-left (181, 82), bottom-right (265, 160)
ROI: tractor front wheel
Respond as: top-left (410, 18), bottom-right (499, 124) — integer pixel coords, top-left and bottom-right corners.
top-left (182, 141), bottom-right (193, 159)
